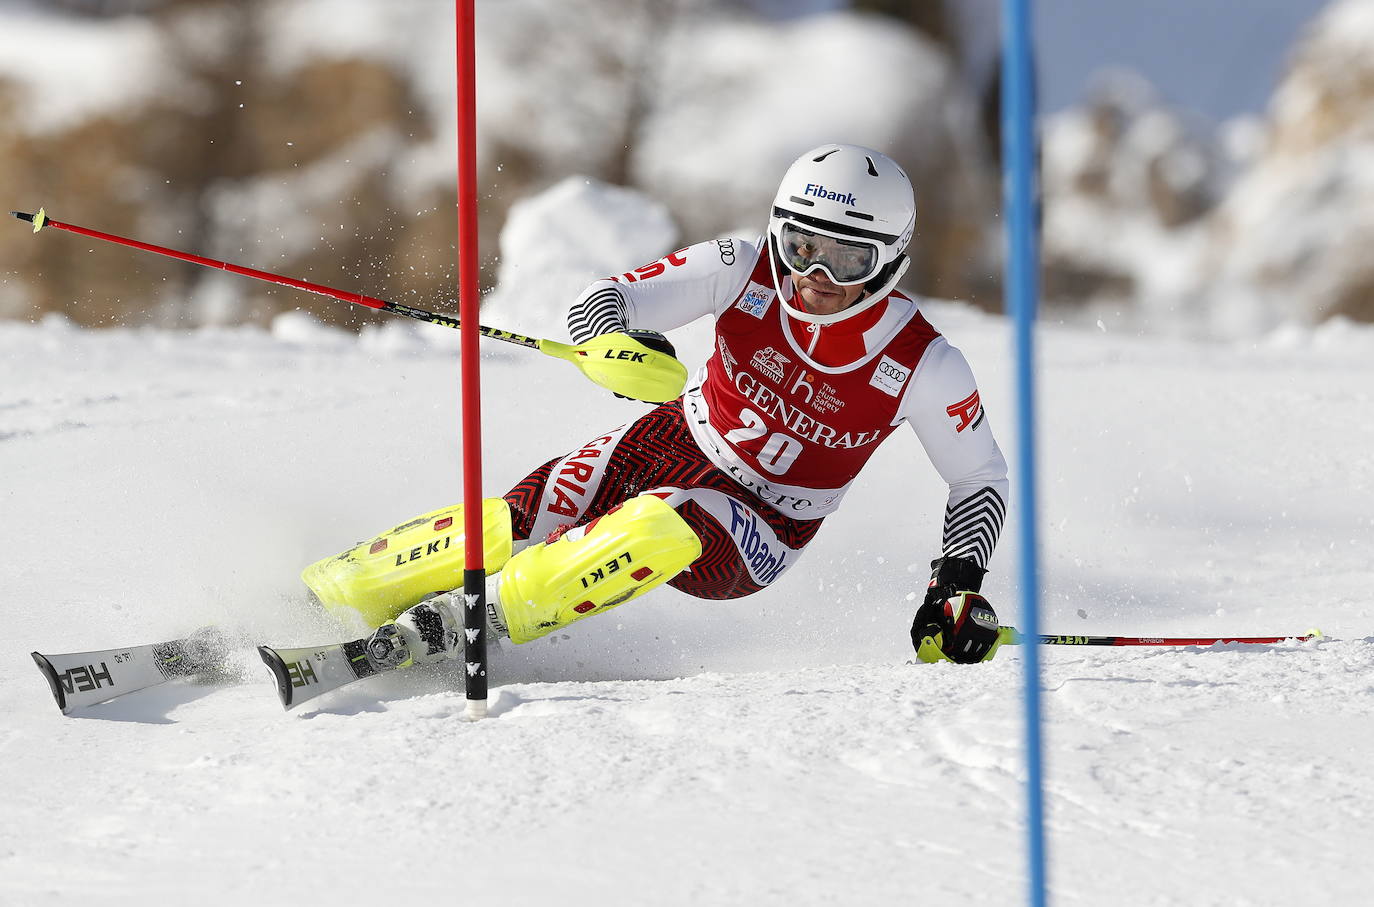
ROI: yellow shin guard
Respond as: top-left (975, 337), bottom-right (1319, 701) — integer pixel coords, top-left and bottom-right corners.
top-left (496, 495), bottom-right (702, 644)
top-left (302, 499), bottom-right (514, 627)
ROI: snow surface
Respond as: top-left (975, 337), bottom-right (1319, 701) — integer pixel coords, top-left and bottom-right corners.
top-left (3, 295), bottom-right (1373, 903)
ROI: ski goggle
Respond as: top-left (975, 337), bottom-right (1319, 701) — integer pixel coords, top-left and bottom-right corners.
top-left (777, 221), bottom-right (882, 286)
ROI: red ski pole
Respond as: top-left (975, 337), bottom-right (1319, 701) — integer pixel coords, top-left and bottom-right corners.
top-left (9, 208), bottom-right (687, 402)
top-left (13, 208), bottom-right (488, 334)
top-left (999, 628), bottom-right (1323, 647)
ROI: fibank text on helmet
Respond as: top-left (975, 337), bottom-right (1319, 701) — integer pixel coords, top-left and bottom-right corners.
top-left (804, 183), bottom-right (858, 206)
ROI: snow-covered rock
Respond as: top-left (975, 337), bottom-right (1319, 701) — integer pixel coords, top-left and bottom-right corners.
top-left (484, 176), bottom-right (678, 334)
top-left (1037, 0), bottom-right (1374, 337)
top-left (1039, 71), bottom-right (1231, 332)
top-left (1199, 0), bottom-right (1374, 333)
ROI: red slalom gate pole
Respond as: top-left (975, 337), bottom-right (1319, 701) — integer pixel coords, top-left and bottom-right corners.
top-left (455, 0), bottom-right (488, 720)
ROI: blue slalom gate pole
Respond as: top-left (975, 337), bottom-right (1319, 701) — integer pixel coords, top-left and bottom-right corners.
top-left (1001, 0), bottom-right (1048, 904)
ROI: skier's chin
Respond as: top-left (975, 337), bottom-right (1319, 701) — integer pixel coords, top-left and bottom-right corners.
top-left (797, 283), bottom-right (850, 316)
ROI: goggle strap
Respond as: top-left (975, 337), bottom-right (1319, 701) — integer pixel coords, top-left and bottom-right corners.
top-left (771, 207), bottom-right (900, 245)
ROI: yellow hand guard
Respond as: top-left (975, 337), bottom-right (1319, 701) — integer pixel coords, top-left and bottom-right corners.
top-left (302, 499), bottom-right (513, 628)
top-left (917, 625), bottom-right (1013, 664)
top-left (497, 495), bottom-right (702, 644)
top-left (538, 332), bottom-right (688, 404)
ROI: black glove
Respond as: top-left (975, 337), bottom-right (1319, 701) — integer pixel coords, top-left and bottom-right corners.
top-left (613, 330), bottom-right (677, 401)
top-left (911, 556), bottom-right (1000, 664)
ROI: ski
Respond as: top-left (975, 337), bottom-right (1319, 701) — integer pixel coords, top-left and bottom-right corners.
top-left (257, 627), bottom-right (408, 711)
top-left (259, 613), bottom-right (498, 711)
top-left (31, 626), bottom-right (230, 714)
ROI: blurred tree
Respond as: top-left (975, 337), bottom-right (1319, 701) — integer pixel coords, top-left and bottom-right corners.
top-left (41, 0), bottom-right (162, 16)
top-left (854, 0), bottom-right (1002, 170)
top-left (146, 0), bottom-right (266, 316)
top-left (1, 0), bottom-right (456, 328)
top-left (604, 0), bottom-right (683, 187)
top-left (853, 0), bottom-right (953, 48)
top-left (0, 0), bottom-right (1004, 325)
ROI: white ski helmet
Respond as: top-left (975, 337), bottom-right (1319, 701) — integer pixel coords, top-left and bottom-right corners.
top-left (767, 143), bottom-right (916, 324)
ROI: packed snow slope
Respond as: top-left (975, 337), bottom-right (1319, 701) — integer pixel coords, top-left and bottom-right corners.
top-left (2, 306), bottom-right (1372, 906)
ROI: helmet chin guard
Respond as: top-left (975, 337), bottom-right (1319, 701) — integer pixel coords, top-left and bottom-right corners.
top-left (766, 143), bottom-right (917, 325)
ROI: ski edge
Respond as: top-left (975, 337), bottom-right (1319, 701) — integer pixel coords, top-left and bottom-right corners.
top-left (255, 638), bottom-right (384, 712)
top-left (30, 650), bottom-right (69, 713)
top-left (257, 645), bottom-right (296, 710)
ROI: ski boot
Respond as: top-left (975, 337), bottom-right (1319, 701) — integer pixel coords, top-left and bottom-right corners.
top-left (364, 590), bottom-right (507, 671)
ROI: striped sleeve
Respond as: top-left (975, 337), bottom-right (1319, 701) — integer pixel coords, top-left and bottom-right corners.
top-left (567, 285), bottom-right (629, 343)
top-left (901, 336), bottom-right (1010, 571)
top-left (566, 238), bottom-right (762, 342)
top-left (941, 486), bottom-right (1007, 568)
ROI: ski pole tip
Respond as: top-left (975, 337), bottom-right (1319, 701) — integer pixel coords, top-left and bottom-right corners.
top-left (10, 208), bottom-right (46, 233)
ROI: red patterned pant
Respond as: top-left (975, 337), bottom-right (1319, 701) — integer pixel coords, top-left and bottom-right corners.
top-left (503, 400), bottom-right (824, 600)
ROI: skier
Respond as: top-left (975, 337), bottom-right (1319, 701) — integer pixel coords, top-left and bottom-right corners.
top-left (303, 143), bottom-right (1009, 668)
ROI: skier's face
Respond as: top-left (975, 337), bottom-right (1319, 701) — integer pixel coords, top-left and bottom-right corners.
top-left (792, 268), bottom-right (865, 315)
